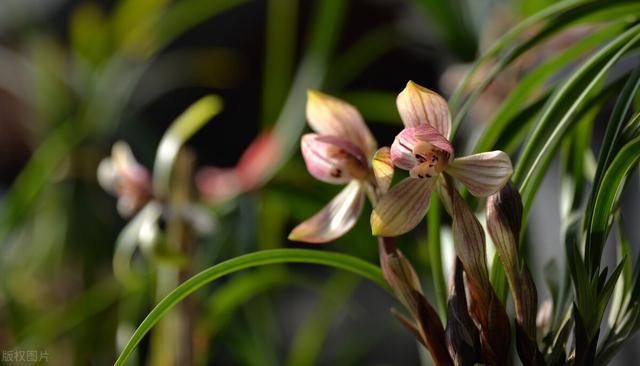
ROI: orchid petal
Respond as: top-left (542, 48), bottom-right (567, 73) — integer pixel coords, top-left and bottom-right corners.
top-left (413, 125), bottom-right (454, 156)
top-left (235, 132), bottom-right (281, 189)
top-left (288, 180), bottom-right (364, 243)
top-left (390, 131), bottom-right (418, 170)
top-left (372, 147), bottom-right (394, 194)
top-left (390, 125), bottom-right (454, 171)
top-left (306, 90), bottom-right (377, 155)
top-left (301, 134), bottom-right (368, 184)
top-left (396, 81), bottom-right (451, 139)
top-left (371, 177), bottom-right (436, 236)
top-left (446, 151), bottom-right (513, 197)
top-left (196, 167), bottom-right (242, 203)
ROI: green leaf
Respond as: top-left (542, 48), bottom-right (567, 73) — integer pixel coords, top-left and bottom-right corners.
top-left (584, 66), bottom-right (640, 271)
top-left (153, 95), bottom-right (223, 198)
top-left (269, 0), bottom-right (346, 179)
top-left (114, 249), bottom-right (387, 366)
top-left (262, 0), bottom-right (298, 125)
top-left (450, 0), bottom-right (640, 136)
top-left (474, 20), bottom-right (627, 153)
top-left (513, 24), bottom-right (640, 211)
top-left (586, 134), bottom-right (640, 271)
top-left (0, 121), bottom-right (85, 245)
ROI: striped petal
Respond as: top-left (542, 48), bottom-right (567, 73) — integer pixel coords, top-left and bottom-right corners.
top-left (288, 180), bottom-right (364, 243)
top-left (390, 125), bottom-right (454, 171)
top-left (372, 147), bottom-right (394, 194)
top-left (371, 177), bottom-right (436, 236)
top-left (396, 81), bottom-right (452, 139)
top-left (301, 134), bottom-right (368, 184)
top-left (306, 90), bottom-right (377, 156)
top-left (446, 151), bottom-right (513, 197)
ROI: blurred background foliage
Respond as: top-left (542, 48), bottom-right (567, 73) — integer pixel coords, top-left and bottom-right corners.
top-left (0, 0), bottom-right (639, 365)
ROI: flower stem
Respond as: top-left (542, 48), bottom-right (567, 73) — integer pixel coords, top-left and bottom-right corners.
top-left (427, 192), bottom-right (447, 322)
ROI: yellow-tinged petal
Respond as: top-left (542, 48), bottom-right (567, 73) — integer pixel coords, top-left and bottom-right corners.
top-left (372, 147), bottom-right (394, 194)
top-left (306, 90), bottom-right (377, 156)
top-left (288, 180), bottom-right (364, 243)
top-left (396, 81), bottom-right (451, 139)
top-left (446, 151), bottom-right (513, 197)
top-left (371, 177), bottom-right (436, 236)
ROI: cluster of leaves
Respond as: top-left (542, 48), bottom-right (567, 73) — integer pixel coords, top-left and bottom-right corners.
top-left (449, 0), bottom-right (640, 364)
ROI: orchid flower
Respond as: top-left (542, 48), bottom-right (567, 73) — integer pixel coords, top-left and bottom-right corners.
top-left (371, 81), bottom-right (513, 236)
top-left (98, 141), bottom-right (152, 217)
top-left (288, 91), bottom-right (378, 243)
top-left (197, 132), bottom-right (280, 203)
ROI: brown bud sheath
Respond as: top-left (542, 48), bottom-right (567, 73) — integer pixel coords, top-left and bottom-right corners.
top-left (378, 237), bottom-right (452, 366)
top-left (486, 181), bottom-right (543, 365)
top-left (446, 176), bottom-right (511, 365)
top-left (446, 258), bottom-right (481, 366)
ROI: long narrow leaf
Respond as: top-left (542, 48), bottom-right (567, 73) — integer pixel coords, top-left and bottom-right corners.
top-left (113, 249), bottom-right (387, 366)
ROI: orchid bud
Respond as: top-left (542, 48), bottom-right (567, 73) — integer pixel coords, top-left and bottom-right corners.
top-left (378, 237), bottom-right (452, 366)
top-left (486, 181), bottom-right (542, 365)
top-left (445, 258), bottom-right (481, 366)
top-left (448, 178), bottom-right (511, 365)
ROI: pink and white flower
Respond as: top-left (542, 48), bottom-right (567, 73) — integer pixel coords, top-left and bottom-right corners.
top-left (288, 91), bottom-right (378, 243)
top-left (98, 141), bottom-right (152, 217)
top-left (371, 81), bottom-right (513, 236)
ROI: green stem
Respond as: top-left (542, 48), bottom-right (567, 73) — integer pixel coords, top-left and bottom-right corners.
top-left (427, 193), bottom-right (447, 322)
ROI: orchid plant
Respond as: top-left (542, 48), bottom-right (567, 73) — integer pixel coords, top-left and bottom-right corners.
top-left (286, 82), bottom-right (527, 364)
top-left (9, 1), bottom-right (640, 365)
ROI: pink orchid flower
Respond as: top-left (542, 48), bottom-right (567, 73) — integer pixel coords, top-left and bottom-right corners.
top-left (197, 132), bottom-right (280, 203)
top-left (97, 141), bottom-right (152, 218)
top-left (288, 90), bottom-right (378, 243)
top-left (370, 81), bottom-right (513, 236)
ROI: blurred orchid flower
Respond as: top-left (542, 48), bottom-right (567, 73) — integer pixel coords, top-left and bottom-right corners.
top-left (371, 81), bottom-right (513, 236)
top-left (98, 141), bottom-right (152, 217)
top-left (196, 131), bottom-right (280, 203)
top-left (288, 91), bottom-right (378, 243)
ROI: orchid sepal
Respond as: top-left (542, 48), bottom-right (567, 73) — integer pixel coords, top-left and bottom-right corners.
top-left (288, 180), bottom-right (365, 244)
top-left (371, 177), bottom-right (436, 237)
top-left (396, 80), bottom-right (452, 139)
